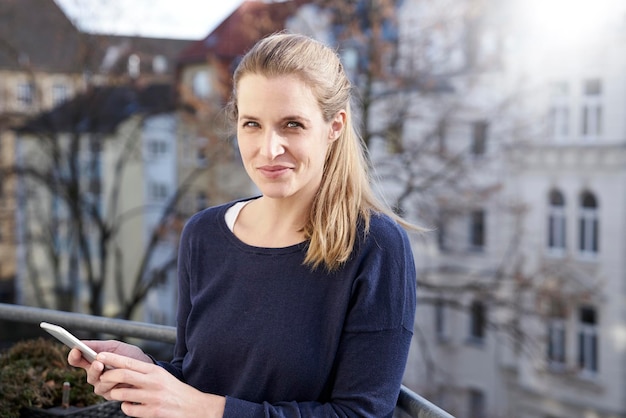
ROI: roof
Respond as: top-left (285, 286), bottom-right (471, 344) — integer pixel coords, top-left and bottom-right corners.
top-left (95, 35), bottom-right (192, 77)
top-left (16, 83), bottom-right (176, 135)
top-left (0, 0), bottom-right (84, 72)
top-left (0, 0), bottom-right (192, 75)
top-left (177, 0), bottom-right (310, 65)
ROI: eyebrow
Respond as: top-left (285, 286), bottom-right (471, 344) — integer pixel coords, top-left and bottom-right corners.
top-left (238, 114), bottom-right (312, 124)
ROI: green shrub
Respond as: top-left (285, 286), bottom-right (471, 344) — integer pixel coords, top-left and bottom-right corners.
top-left (0, 338), bottom-right (104, 418)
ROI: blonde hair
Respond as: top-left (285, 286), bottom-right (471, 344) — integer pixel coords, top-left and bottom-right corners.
top-left (229, 32), bottom-right (414, 271)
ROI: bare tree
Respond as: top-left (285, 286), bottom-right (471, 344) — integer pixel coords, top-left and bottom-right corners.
top-left (306, 1), bottom-right (582, 397)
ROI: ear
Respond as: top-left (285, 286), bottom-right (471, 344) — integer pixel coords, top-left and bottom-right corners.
top-left (328, 109), bottom-right (347, 142)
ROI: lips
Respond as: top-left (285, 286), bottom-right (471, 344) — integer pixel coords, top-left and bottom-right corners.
top-left (258, 165), bottom-right (292, 179)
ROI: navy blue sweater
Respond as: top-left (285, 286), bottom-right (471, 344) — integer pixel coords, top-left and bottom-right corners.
top-left (159, 200), bottom-right (417, 417)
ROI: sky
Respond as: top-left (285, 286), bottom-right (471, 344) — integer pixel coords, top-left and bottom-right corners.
top-left (54, 0), bottom-right (245, 40)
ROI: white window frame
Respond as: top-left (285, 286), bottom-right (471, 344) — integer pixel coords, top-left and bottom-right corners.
top-left (549, 81), bottom-right (570, 141)
top-left (550, 105), bottom-right (570, 141)
top-left (146, 138), bottom-right (168, 160)
top-left (52, 83), bottom-right (70, 106)
top-left (468, 388), bottom-right (486, 418)
top-left (148, 181), bottom-right (168, 202)
top-left (470, 121), bottom-right (488, 158)
top-left (579, 191), bottom-right (599, 257)
top-left (547, 318), bottom-right (566, 368)
top-left (547, 190), bottom-right (566, 255)
top-left (468, 209), bottom-right (486, 251)
top-left (578, 306), bottom-right (598, 377)
top-left (468, 300), bottom-right (486, 343)
top-left (192, 70), bottom-right (211, 99)
top-left (581, 79), bottom-right (602, 140)
top-left (17, 82), bottom-right (34, 108)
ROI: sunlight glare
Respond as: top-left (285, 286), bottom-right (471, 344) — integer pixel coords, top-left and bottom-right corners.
top-left (520, 0), bottom-right (624, 49)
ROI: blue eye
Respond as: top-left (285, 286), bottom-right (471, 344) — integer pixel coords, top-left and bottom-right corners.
top-left (286, 121), bottom-right (302, 128)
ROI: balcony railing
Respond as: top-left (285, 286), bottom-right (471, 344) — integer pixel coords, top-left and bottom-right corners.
top-left (0, 302), bottom-right (455, 418)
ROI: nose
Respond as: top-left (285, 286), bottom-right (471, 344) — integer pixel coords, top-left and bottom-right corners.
top-left (260, 129), bottom-right (285, 159)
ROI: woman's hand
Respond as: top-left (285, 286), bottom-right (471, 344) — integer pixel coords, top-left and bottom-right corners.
top-left (96, 352), bottom-right (225, 418)
top-left (67, 340), bottom-right (152, 399)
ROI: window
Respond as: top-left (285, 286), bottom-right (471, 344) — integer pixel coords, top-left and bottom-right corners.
top-left (128, 54), bottom-right (141, 78)
top-left (547, 298), bottom-right (567, 368)
top-left (148, 182), bottom-right (168, 201)
top-left (579, 191), bottom-right (598, 256)
top-left (197, 148), bottom-right (208, 166)
top-left (471, 121), bottom-right (488, 157)
top-left (192, 70), bottom-right (211, 99)
top-left (52, 83), bottom-right (69, 106)
top-left (436, 215), bottom-right (448, 252)
top-left (578, 306), bottom-right (598, 375)
top-left (469, 210), bottom-right (486, 250)
top-left (196, 192), bottom-right (208, 212)
top-left (547, 189), bottom-right (566, 254)
top-left (581, 79), bottom-right (602, 139)
top-left (436, 118), bottom-right (447, 155)
top-left (469, 300), bottom-right (486, 341)
top-left (468, 388), bottom-right (486, 418)
top-left (549, 81), bottom-right (570, 140)
top-left (152, 55), bottom-right (168, 74)
top-left (17, 82), bottom-right (34, 107)
top-left (146, 139), bottom-right (168, 159)
top-left (435, 299), bottom-right (447, 341)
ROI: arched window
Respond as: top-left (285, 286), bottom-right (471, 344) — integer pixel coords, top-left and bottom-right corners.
top-left (547, 189), bottom-right (566, 253)
top-left (579, 190), bottom-right (599, 255)
top-left (578, 306), bottom-right (598, 375)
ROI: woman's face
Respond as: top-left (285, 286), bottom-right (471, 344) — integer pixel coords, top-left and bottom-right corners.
top-left (236, 73), bottom-right (345, 202)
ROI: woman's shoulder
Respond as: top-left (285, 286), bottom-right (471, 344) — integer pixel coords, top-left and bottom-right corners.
top-left (186, 202), bottom-right (229, 227)
top-left (183, 197), bottom-right (256, 233)
top-left (366, 211), bottom-right (411, 246)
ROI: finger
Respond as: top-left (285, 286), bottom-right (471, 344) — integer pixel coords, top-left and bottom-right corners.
top-left (120, 400), bottom-right (145, 417)
top-left (100, 365), bottom-right (155, 393)
top-left (68, 348), bottom-right (90, 368)
top-left (97, 352), bottom-right (154, 374)
top-left (86, 360), bottom-right (105, 385)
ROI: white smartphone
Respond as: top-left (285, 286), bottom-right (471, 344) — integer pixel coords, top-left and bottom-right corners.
top-left (40, 321), bottom-right (98, 363)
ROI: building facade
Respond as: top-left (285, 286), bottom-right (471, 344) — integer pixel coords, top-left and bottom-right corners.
top-left (401, 1), bottom-right (626, 417)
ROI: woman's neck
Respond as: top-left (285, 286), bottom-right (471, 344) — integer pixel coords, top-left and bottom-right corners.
top-left (233, 196), bottom-right (310, 248)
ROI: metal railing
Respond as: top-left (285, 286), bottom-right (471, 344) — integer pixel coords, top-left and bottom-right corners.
top-left (0, 302), bottom-right (455, 418)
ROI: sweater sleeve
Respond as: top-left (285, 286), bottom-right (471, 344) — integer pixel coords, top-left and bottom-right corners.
top-left (222, 218), bottom-right (417, 418)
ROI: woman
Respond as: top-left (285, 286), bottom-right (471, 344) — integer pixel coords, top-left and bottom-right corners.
top-left (69, 32), bottom-right (417, 418)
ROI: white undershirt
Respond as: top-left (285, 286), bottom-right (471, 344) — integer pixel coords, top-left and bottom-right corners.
top-left (225, 200), bottom-right (252, 232)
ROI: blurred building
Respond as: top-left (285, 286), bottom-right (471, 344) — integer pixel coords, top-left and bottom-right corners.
top-left (5, 0), bottom-right (626, 416)
top-left (0, 0), bottom-right (309, 327)
top-left (0, 0), bottom-right (191, 322)
top-left (396, 0), bottom-right (626, 417)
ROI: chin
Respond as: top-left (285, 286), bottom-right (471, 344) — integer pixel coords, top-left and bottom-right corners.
top-left (259, 189), bottom-right (294, 199)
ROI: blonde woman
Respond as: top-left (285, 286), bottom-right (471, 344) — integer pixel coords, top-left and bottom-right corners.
top-left (69, 32), bottom-right (417, 418)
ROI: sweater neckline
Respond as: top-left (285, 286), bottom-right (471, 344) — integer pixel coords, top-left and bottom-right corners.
top-left (219, 199), bottom-right (308, 255)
